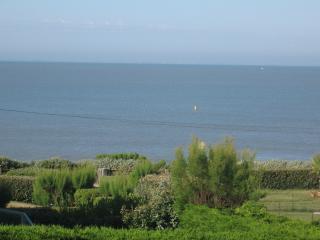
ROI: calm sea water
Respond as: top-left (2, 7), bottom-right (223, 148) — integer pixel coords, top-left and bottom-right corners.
top-left (0, 62), bottom-right (320, 161)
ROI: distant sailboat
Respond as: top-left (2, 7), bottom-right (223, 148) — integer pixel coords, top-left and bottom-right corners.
top-left (193, 105), bottom-right (198, 112)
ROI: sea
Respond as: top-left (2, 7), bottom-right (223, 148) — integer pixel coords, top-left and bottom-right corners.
top-left (0, 62), bottom-right (320, 161)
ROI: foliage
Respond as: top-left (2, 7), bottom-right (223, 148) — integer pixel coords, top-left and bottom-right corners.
top-left (72, 165), bottom-right (96, 189)
top-left (257, 169), bottom-right (318, 189)
top-left (312, 154), bottom-right (320, 174)
top-left (6, 167), bottom-right (50, 177)
top-left (100, 175), bottom-right (133, 198)
top-left (171, 137), bottom-right (256, 209)
top-left (235, 201), bottom-right (268, 218)
top-left (74, 188), bottom-right (100, 210)
top-left (32, 157), bottom-right (75, 169)
top-left (0, 156), bottom-right (28, 173)
top-left (96, 152), bottom-right (141, 160)
top-left (94, 158), bottom-right (137, 174)
top-left (170, 147), bottom-right (189, 212)
top-left (0, 176), bottom-right (34, 202)
top-left (130, 159), bottom-right (154, 184)
top-left (151, 159), bottom-right (167, 173)
top-left (0, 184), bottom-right (11, 207)
top-left (2, 204), bottom-right (320, 239)
top-left (32, 170), bottom-right (74, 209)
top-left (122, 174), bottom-right (178, 229)
top-left (255, 160), bottom-right (312, 171)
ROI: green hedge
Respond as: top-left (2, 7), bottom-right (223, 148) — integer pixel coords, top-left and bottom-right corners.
top-left (0, 176), bottom-right (34, 202)
top-left (257, 169), bottom-right (319, 189)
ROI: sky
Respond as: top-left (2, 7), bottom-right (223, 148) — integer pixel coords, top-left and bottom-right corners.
top-left (0, 0), bottom-right (320, 65)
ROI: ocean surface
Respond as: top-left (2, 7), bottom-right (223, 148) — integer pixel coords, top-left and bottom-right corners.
top-left (0, 62), bottom-right (320, 161)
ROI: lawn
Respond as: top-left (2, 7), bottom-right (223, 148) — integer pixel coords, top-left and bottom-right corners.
top-left (259, 189), bottom-right (320, 222)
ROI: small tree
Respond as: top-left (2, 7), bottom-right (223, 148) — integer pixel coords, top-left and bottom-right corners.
top-left (171, 137), bottom-right (256, 209)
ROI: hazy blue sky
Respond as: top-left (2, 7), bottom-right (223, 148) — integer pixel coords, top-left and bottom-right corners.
top-left (1, 0), bottom-right (320, 65)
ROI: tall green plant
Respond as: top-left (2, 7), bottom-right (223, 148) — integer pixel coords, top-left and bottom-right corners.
top-left (170, 147), bottom-right (189, 211)
top-left (72, 165), bottom-right (96, 189)
top-left (171, 137), bottom-right (256, 209)
top-left (100, 175), bottom-right (133, 198)
top-left (33, 170), bottom-right (74, 209)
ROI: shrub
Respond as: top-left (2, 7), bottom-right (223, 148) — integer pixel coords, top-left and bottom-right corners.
top-left (0, 176), bottom-right (34, 202)
top-left (255, 160), bottom-right (312, 171)
top-left (0, 184), bottom-right (11, 207)
top-left (6, 167), bottom-right (49, 177)
top-left (0, 156), bottom-right (28, 174)
top-left (94, 158), bottom-right (137, 174)
top-left (74, 188), bottom-right (100, 210)
top-left (96, 152), bottom-right (141, 160)
top-left (32, 157), bottom-right (75, 169)
top-left (257, 169), bottom-right (318, 189)
top-left (130, 159), bottom-right (154, 184)
top-left (33, 170), bottom-right (74, 209)
top-left (72, 165), bottom-right (96, 189)
top-left (171, 137), bottom-right (256, 209)
top-left (122, 174), bottom-right (178, 229)
top-left (151, 160), bottom-right (167, 173)
top-left (235, 201), bottom-right (268, 219)
top-left (100, 175), bottom-right (133, 198)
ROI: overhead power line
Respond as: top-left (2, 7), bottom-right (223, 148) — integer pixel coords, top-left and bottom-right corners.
top-left (0, 107), bottom-right (318, 134)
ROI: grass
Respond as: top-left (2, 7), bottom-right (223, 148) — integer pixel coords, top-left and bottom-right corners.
top-left (1, 205), bottom-right (320, 240)
top-left (259, 189), bottom-right (320, 222)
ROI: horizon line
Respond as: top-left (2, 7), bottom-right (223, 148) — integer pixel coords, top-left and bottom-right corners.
top-left (0, 60), bottom-right (320, 68)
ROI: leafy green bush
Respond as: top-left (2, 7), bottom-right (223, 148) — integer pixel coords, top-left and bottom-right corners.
top-left (72, 165), bottom-right (96, 189)
top-left (171, 137), bottom-right (256, 209)
top-left (74, 188), bottom-right (100, 210)
top-left (130, 159), bottom-right (154, 184)
top-left (6, 167), bottom-right (49, 177)
top-left (0, 156), bottom-right (28, 173)
top-left (33, 170), bottom-right (74, 209)
top-left (235, 201), bottom-right (268, 219)
top-left (0, 184), bottom-right (11, 207)
top-left (257, 169), bottom-right (318, 189)
top-left (0, 176), bottom-right (34, 202)
top-left (255, 160), bottom-right (312, 171)
top-left (122, 174), bottom-right (178, 229)
top-left (32, 157), bottom-right (75, 169)
top-left (96, 152), bottom-right (141, 160)
top-left (100, 175), bottom-right (133, 198)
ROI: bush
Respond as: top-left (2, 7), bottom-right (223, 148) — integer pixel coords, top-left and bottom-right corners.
top-left (72, 166), bottom-right (96, 189)
top-left (74, 188), bottom-right (100, 210)
top-left (33, 170), bottom-right (74, 209)
top-left (96, 152), bottom-right (141, 160)
top-left (130, 159), bottom-right (154, 184)
top-left (0, 176), bottom-right (34, 202)
top-left (122, 174), bottom-right (178, 229)
top-left (6, 167), bottom-right (49, 177)
top-left (0, 184), bottom-right (11, 207)
top-left (100, 175), bottom-right (133, 198)
top-left (171, 137), bottom-right (256, 209)
top-left (257, 169), bottom-right (318, 189)
top-left (0, 156), bottom-right (28, 174)
top-left (32, 158), bottom-right (75, 169)
top-left (235, 201), bottom-right (268, 219)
